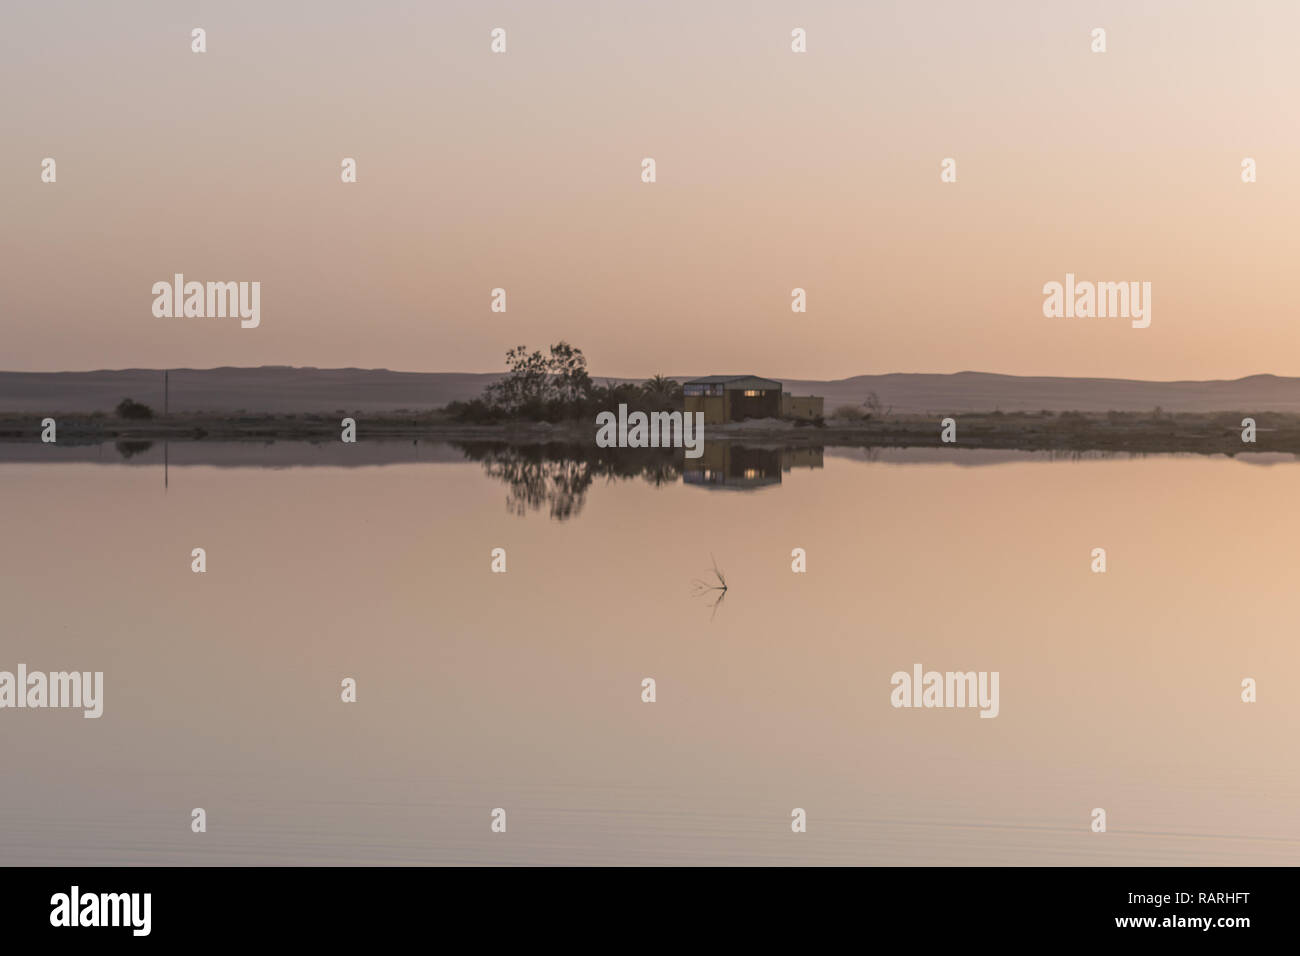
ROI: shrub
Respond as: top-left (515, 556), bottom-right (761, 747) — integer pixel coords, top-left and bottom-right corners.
top-left (445, 399), bottom-right (503, 424)
top-left (114, 398), bottom-right (154, 420)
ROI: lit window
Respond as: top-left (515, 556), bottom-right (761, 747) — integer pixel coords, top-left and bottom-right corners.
top-left (744, 389), bottom-right (761, 397)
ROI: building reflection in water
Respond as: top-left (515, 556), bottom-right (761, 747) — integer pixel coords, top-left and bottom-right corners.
top-left (682, 445), bottom-right (823, 491)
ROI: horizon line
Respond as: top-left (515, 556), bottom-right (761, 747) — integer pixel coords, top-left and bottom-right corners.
top-left (2, 366), bottom-right (1299, 386)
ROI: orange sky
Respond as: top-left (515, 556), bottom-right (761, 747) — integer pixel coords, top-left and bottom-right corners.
top-left (3, 1), bottom-right (1298, 379)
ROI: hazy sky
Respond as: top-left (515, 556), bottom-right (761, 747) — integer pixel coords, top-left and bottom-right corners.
top-left (3, 1), bottom-right (1298, 379)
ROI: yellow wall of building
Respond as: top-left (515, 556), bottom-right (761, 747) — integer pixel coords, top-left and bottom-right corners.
top-left (685, 394), bottom-right (727, 425)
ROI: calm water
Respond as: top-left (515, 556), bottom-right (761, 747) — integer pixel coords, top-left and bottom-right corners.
top-left (2, 441), bottom-right (1298, 865)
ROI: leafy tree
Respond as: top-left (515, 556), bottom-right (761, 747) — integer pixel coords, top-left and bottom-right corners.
top-left (482, 341), bottom-right (593, 418)
top-left (549, 342), bottom-right (592, 405)
top-left (459, 345), bottom-right (690, 423)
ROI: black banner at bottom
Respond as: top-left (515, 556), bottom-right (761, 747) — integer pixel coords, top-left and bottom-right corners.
top-left (0, 865), bottom-right (1277, 943)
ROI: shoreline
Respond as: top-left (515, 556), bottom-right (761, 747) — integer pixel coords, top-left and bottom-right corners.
top-left (2, 411), bottom-right (1297, 455)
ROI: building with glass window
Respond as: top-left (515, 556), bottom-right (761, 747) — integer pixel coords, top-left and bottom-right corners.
top-left (682, 375), bottom-right (783, 423)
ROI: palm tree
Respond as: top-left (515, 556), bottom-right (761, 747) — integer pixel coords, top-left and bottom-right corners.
top-left (642, 374), bottom-right (682, 408)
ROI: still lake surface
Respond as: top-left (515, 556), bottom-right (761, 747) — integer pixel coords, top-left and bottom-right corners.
top-left (2, 441), bottom-right (1297, 865)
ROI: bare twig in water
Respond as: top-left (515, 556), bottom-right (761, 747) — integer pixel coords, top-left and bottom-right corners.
top-left (691, 554), bottom-right (729, 620)
top-left (690, 554), bottom-right (728, 593)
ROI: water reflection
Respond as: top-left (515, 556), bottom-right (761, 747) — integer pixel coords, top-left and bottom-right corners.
top-left (114, 439), bottom-right (153, 459)
top-left (3, 439), bottom-right (1300, 865)
top-left (683, 445), bottom-right (823, 490)
top-left (456, 441), bottom-right (826, 518)
top-left (453, 441), bottom-right (681, 520)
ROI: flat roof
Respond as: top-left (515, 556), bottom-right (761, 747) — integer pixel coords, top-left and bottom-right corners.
top-left (684, 375), bottom-right (782, 388)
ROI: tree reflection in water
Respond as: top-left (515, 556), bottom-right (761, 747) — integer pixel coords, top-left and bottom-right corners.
top-left (453, 441), bottom-right (682, 521)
